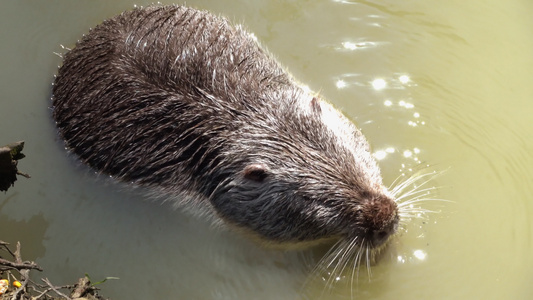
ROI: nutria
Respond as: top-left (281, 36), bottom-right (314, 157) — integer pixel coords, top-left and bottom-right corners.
top-left (52, 5), bottom-right (399, 250)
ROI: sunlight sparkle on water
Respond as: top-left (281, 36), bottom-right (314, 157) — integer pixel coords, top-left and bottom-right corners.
top-left (399, 100), bottom-right (414, 109)
top-left (342, 41), bottom-right (357, 50)
top-left (371, 78), bottom-right (387, 90)
top-left (413, 250), bottom-right (427, 260)
top-left (336, 80), bottom-right (347, 89)
top-left (384, 100), bottom-right (393, 106)
top-left (374, 150), bottom-right (387, 160)
top-left (399, 75), bottom-right (410, 84)
top-left (374, 147), bottom-right (395, 160)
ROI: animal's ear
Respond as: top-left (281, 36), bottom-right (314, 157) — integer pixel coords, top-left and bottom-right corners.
top-left (243, 163), bottom-right (269, 182)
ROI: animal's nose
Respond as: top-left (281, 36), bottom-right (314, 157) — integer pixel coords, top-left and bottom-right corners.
top-left (372, 229), bottom-right (390, 246)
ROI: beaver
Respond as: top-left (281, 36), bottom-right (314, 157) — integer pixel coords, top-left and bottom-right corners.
top-left (52, 5), bottom-right (399, 249)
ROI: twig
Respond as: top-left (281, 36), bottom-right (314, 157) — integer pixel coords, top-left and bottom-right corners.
top-left (33, 287), bottom-right (54, 300)
top-left (0, 240), bottom-right (16, 257)
top-left (42, 278), bottom-right (72, 300)
top-left (0, 258), bottom-right (42, 271)
top-left (16, 171), bottom-right (30, 179)
top-left (9, 242), bottom-right (30, 300)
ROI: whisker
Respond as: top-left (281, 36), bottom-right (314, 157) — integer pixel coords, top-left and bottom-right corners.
top-left (389, 171), bottom-right (433, 195)
top-left (320, 239), bottom-right (346, 270)
top-left (399, 208), bottom-right (436, 217)
top-left (399, 203), bottom-right (442, 219)
top-left (365, 245), bottom-right (372, 280)
top-left (399, 198), bottom-right (452, 209)
top-left (396, 187), bottom-right (434, 203)
top-left (338, 238), bottom-right (359, 275)
top-left (390, 174), bottom-right (432, 197)
top-left (301, 239), bottom-right (344, 297)
top-left (324, 245), bottom-right (349, 290)
top-left (350, 244), bottom-right (359, 299)
top-left (389, 169), bottom-right (447, 198)
top-left (395, 186), bottom-right (438, 202)
top-left (387, 172), bottom-right (407, 192)
top-left (353, 242), bottom-right (364, 282)
top-left (390, 169), bottom-right (450, 225)
top-left (316, 240), bottom-right (352, 297)
top-left (320, 244), bottom-right (347, 294)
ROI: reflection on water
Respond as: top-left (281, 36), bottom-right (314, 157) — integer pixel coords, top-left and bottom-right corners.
top-left (0, 0), bottom-right (532, 299)
top-left (0, 195), bottom-right (48, 260)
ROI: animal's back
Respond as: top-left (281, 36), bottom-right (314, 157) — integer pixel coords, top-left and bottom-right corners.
top-left (54, 6), bottom-right (294, 189)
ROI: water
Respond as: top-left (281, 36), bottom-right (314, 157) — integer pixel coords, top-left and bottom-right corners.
top-left (1, 0), bottom-right (532, 299)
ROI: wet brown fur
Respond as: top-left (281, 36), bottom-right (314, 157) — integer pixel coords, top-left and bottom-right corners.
top-left (52, 5), bottom-right (398, 247)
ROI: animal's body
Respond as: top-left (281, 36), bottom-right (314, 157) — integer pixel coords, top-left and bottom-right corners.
top-left (52, 5), bottom-right (398, 248)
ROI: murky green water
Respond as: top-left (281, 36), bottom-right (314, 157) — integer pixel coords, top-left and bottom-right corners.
top-left (1, 0), bottom-right (532, 299)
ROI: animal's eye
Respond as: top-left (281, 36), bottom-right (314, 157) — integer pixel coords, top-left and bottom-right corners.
top-left (243, 163), bottom-right (269, 182)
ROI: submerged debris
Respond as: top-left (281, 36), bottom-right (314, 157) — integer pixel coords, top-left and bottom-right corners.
top-left (0, 141), bottom-right (30, 192)
top-left (0, 240), bottom-right (113, 299)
